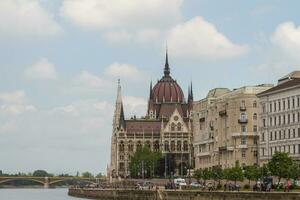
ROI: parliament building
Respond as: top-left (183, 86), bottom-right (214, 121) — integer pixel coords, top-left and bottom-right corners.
top-left (108, 52), bottom-right (194, 178)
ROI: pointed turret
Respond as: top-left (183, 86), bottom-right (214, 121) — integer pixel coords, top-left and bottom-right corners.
top-left (113, 79), bottom-right (125, 131)
top-left (190, 82), bottom-right (193, 101)
top-left (164, 48), bottom-right (170, 77)
top-left (149, 80), bottom-right (153, 99)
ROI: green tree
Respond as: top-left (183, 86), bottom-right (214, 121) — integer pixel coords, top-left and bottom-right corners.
top-left (81, 171), bottom-right (94, 178)
top-left (244, 165), bottom-right (256, 185)
top-left (260, 164), bottom-right (269, 179)
top-left (211, 166), bottom-right (223, 185)
top-left (229, 161), bottom-right (244, 184)
top-left (202, 168), bottom-right (212, 184)
top-left (287, 162), bottom-right (300, 181)
top-left (96, 173), bottom-right (103, 178)
top-left (268, 152), bottom-right (293, 185)
top-left (33, 170), bottom-right (48, 177)
top-left (193, 169), bottom-right (202, 182)
top-left (129, 147), bottom-right (162, 178)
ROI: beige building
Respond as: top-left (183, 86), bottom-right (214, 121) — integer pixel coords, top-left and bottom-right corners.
top-left (258, 71), bottom-right (300, 164)
top-left (193, 85), bottom-right (272, 169)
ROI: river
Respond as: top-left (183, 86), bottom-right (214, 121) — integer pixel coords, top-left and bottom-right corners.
top-left (0, 189), bottom-right (85, 200)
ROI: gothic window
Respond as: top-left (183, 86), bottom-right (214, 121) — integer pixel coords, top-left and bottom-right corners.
top-left (171, 141), bottom-right (175, 151)
top-left (137, 141), bottom-right (142, 150)
top-left (145, 141), bottom-right (151, 149)
top-left (183, 141), bottom-right (188, 151)
top-left (128, 141), bottom-right (134, 152)
top-left (171, 123), bottom-right (175, 131)
top-left (119, 154), bottom-right (124, 161)
top-left (154, 140), bottom-right (160, 152)
top-left (119, 141), bottom-right (125, 152)
top-left (177, 141), bottom-right (182, 151)
top-left (177, 123), bottom-right (181, 131)
top-left (164, 141), bottom-right (169, 152)
top-left (119, 163), bottom-right (125, 171)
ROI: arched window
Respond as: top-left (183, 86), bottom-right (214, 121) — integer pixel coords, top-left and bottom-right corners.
top-left (253, 113), bottom-right (257, 120)
top-left (253, 101), bottom-right (257, 108)
top-left (171, 141), bottom-right (175, 151)
top-left (177, 141), bottom-right (182, 151)
top-left (145, 141), bottom-right (151, 149)
top-left (137, 141), bottom-right (142, 150)
top-left (128, 141), bottom-right (134, 152)
top-left (164, 141), bottom-right (169, 152)
top-left (177, 123), bottom-right (181, 131)
top-left (119, 141), bottom-right (124, 151)
top-left (154, 140), bottom-right (160, 152)
top-left (183, 141), bottom-right (188, 151)
top-left (171, 123), bottom-right (175, 131)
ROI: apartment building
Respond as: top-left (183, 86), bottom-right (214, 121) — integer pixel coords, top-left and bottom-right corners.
top-left (193, 85), bottom-right (272, 169)
top-left (257, 71), bottom-right (300, 164)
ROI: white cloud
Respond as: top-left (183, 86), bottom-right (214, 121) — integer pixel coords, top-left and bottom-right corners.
top-left (0, 90), bottom-right (36, 116)
top-left (61, 0), bottom-right (182, 44)
top-left (0, 104), bottom-right (36, 116)
top-left (253, 21), bottom-right (300, 76)
top-left (0, 90), bottom-right (25, 104)
top-left (61, 0), bottom-right (182, 30)
top-left (76, 71), bottom-right (110, 90)
top-left (167, 17), bottom-right (248, 60)
top-left (25, 58), bottom-right (57, 80)
top-left (271, 21), bottom-right (300, 62)
top-left (105, 63), bottom-right (144, 81)
top-left (0, 0), bottom-right (62, 37)
top-left (123, 96), bottom-right (147, 117)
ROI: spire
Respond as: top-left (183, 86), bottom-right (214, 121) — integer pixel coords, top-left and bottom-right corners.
top-left (190, 82), bottom-right (193, 100)
top-left (116, 79), bottom-right (122, 103)
top-left (164, 47), bottom-right (170, 76)
top-left (188, 85), bottom-right (191, 102)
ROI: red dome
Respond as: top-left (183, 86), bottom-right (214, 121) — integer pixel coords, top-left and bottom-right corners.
top-left (152, 76), bottom-right (184, 103)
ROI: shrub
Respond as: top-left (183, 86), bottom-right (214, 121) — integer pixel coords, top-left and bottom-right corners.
top-left (243, 184), bottom-right (250, 189)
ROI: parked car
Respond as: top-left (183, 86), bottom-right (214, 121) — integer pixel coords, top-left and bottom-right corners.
top-left (190, 182), bottom-right (202, 188)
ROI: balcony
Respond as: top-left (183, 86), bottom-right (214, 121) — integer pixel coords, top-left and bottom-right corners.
top-left (240, 106), bottom-right (246, 111)
top-left (196, 151), bottom-right (211, 157)
top-left (238, 118), bottom-right (248, 123)
top-left (237, 144), bottom-right (248, 149)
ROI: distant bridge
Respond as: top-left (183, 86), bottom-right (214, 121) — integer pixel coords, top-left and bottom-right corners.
top-left (0, 176), bottom-right (105, 188)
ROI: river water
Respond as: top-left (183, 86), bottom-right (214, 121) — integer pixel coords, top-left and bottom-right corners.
top-left (0, 189), bottom-right (85, 200)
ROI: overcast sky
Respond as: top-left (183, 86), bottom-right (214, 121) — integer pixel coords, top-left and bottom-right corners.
top-left (1, 0), bottom-right (300, 175)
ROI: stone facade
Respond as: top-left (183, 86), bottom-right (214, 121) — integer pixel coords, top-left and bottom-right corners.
top-left (193, 85), bottom-right (272, 169)
top-left (108, 52), bottom-right (193, 178)
top-left (258, 71), bottom-right (300, 164)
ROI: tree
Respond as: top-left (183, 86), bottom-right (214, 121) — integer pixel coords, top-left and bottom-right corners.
top-left (268, 152), bottom-right (293, 185)
top-left (82, 171), bottom-right (94, 178)
top-left (33, 170), bottom-right (48, 177)
top-left (211, 166), bottom-right (223, 185)
top-left (229, 161), bottom-right (244, 184)
top-left (202, 168), bottom-right (212, 184)
top-left (287, 162), bottom-right (300, 181)
top-left (260, 164), bottom-right (269, 179)
top-left (96, 173), bottom-right (103, 178)
top-left (193, 169), bottom-right (202, 182)
top-left (129, 147), bottom-right (162, 178)
top-left (244, 165), bottom-right (256, 185)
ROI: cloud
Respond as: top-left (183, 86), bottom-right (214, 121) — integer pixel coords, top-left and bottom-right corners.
top-left (0, 90), bottom-right (25, 104)
top-left (61, 0), bottom-right (182, 30)
top-left (105, 63), bottom-right (144, 81)
top-left (123, 96), bottom-right (147, 117)
top-left (75, 70), bottom-right (110, 90)
top-left (271, 21), bottom-right (300, 62)
top-left (0, 0), bottom-right (62, 37)
top-left (24, 58), bottom-right (57, 80)
top-left (0, 90), bottom-right (36, 116)
top-left (253, 21), bottom-right (300, 76)
top-left (167, 17), bottom-right (248, 60)
top-left (60, 0), bottom-right (182, 43)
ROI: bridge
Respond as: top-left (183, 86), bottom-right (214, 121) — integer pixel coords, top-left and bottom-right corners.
top-left (0, 176), bottom-right (105, 188)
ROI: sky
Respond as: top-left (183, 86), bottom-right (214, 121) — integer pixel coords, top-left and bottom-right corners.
top-left (1, 0), bottom-right (300, 175)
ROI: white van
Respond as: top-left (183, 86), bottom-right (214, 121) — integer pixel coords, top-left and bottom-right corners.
top-left (174, 178), bottom-right (187, 187)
